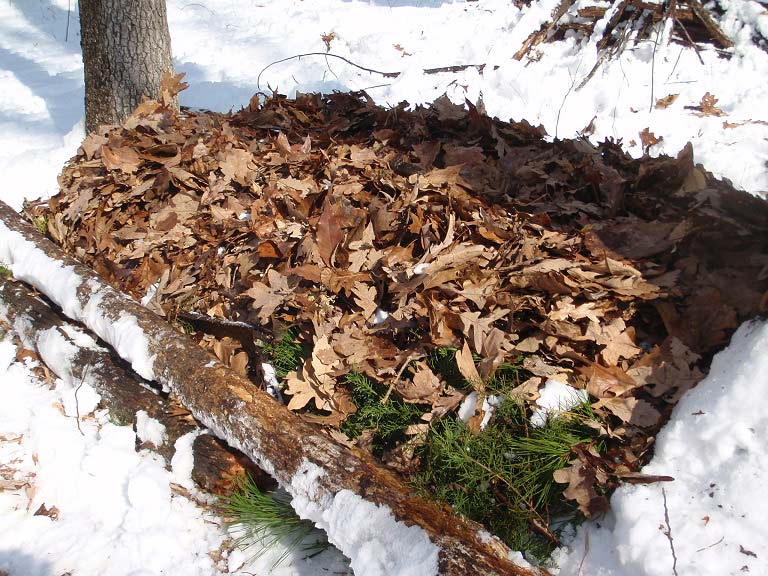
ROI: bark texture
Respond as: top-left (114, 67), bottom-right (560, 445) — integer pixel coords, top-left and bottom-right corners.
top-left (0, 201), bottom-right (547, 576)
top-left (79, 0), bottom-right (174, 132)
top-left (0, 275), bottom-right (268, 495)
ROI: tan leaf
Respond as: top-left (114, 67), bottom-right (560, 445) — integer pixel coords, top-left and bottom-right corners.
top-left (639, 127), bottom-right (662, 150)
top-left (586, 318), bottom-right (642, 366)
top-left (399, 362), bottom-right (442, 404)
top-left (101, 145), bottom-right (141, 173)
top-left (627, 338), bottom-right (703, 403)
top-left (245, 270), bottom-right (292, 322)
top-left (654, 94), bottom-right (679, 109)
top-left (594, 397), bottom-right (661, 427)
top-left (553, 459), bottom-right (609, 517)
top-left (220, 148), bottom-right (253, 185)
top-left (582, 362), bottom-right (640, 398)
top-left (696, 92), bottom-right (724, 117)
top-left (352, 282), bottom-right (378, 321)
top-left (316, 201), bottom-right (344, 266)
top-left (456, 340), bottom-right (481, 387)
top-left (159, 71), bottom-right (188, 104)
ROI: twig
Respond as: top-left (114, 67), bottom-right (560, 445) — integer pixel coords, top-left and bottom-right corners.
top-left (381, 353), bottom-right (421, 404)
top-left (661, 487), bottom-right (679, 576)
top-left (696, 536), bottom-right (724, 553)
top-left (65, 0), bottom-right (71, 42)
top-left (256, 53), bottom-right (486, 91)
top-left (556, 55), bottom-right (584, 139)
top-left (674, 16), bottom-right (705, 65)
top-left (257, 53), bottom-right (400, 91)
top-left (688, 0), bottom-right (734, 49)
top-left (73, 365), bottom-right (90, 436)
top-left (424, 64), bottom-right (485, 75)
top-left (578, 526), bottom-right (589, 575)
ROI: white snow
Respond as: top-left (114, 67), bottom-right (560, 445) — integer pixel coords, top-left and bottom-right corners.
top-left (0, 337), bottom-right (225, 576)
top-left (554, 319), bottom-right (768, 576)
top-left (171, 430), bottom-right (202, 488)
top-left (262, 361), bottom-right (283, 399)
top-left (1, 1), bottom-right (768, 574)
top-left (458, 390), bottom-right (478, 422)
top-left (530, 378), bottom-right (589, 428)
top-left (290, 459), bottom-right (440, 576)
top-left (0, 224), bottom-right (157, 380)
top-left (135, 410), bottom-right (168, 448)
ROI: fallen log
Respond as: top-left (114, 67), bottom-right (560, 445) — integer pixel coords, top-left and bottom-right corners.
top-left (0, 275), bottom-right (267, 494)
top-left (0, 200), bottom-right (546, 576)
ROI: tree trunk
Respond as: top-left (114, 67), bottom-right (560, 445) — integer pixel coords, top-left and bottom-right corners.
top-left (79, 0), bottom-right (175, 133)
top-left (0, 200), bottom-right (546, 576)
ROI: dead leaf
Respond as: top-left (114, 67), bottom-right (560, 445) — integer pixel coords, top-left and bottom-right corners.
top-left (246, 269), bottom-right (292, 322)
top-left (101, 145), bottom-right (141, 173)
top-left (594, 397), bottom-right (661, 427)
top-left (455, 340), bottom-right (481, 387)
top-left (639, 128), bottom-right (662, 151)
top-left (316, 201), bottom-right (344, 266)
top-left (654, 94), bottom-right (679, 109)
top-left (553, 459), bottom-right (609, 517)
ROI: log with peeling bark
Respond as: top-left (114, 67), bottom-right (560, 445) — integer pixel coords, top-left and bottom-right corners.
top-left (0, 275), bottom-right (268, 494)
top-left (0, 200), bottom-right (547, 576)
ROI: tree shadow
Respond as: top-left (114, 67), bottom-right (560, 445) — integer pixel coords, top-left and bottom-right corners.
top-left (176, 61), bottom-right (349, 113)
top-left (0, 548), bottom-right (54, 576)
top-left (0, 46), bottom-right (83, 134)
top-left (342, 0), bottom-right (448, 6)
top-left (7, 0), bottom-right (82, 49)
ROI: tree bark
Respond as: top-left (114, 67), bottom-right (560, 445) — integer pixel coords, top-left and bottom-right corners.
top-left (79, 0), bottom-right (175, 133)
top-left (0, 200), bottom-right (546, 576)
top-left (0, 275), bottom-right (269, 495)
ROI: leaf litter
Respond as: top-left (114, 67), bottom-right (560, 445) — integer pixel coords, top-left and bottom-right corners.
top-left (25, 73), bottom-right (768, 555)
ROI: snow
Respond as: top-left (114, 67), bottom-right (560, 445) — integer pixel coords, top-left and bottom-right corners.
top-left (530, 378), bottom-right (589, 428)
top-left (262, 361), bottom-right (283, 399)
top-left (171, 430), bottom-right (203, 488)
top-left (1, 0), bottom-right (768, 574)
top-left (0, 223), bottom-right (157, 380)
top-left (135, 410), bottom-right (168, 448)
top-left (554, 319), bottom-right (768, 576)
top-left (290, 459), bottom-right (440, 576)
top-left (0, 338), bottom-right (225, 576)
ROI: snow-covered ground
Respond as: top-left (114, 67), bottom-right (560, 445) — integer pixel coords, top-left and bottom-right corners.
top-left (1, 1), bottom-right (767, 575)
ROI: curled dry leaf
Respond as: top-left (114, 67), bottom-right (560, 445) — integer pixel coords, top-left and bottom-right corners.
top-left (553, 459), bottom-right (609, 517)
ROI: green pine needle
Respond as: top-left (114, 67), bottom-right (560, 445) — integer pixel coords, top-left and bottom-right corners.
top-left (262, 327), bottom-right (305, 379)
top-left (341, 371), bottom-right (423, 454)
top-left (222, 474), bottom-right (328, 568)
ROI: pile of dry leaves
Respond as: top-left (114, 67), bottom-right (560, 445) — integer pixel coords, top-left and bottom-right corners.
top-left (28, 75), bottom-right (768, 517)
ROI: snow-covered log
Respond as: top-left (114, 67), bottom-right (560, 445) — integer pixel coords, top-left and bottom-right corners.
top-left (0, 275), bottom-right (265, 494)
top-left (0, 200), bottom-right (545, 576)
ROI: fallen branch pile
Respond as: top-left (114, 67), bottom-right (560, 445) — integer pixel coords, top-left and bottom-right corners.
top-left (515, 0), bottom-right (735, 65)
top-left (18, 76), bottom-right (768, 562)
top-left (0, 276), bottom-right (266, 495)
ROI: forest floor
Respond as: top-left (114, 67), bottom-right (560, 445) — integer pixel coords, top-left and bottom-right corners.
top-left (1, 1), bottom-right (767, 576)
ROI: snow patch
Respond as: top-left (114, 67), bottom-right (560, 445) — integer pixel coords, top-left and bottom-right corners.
top-left (171, 430), bottom-right (202, 488)
top-left (554, 320), bottom-right (768, 575)
top-left (136, 410), bottom-right (168, 448)
top-left (290, 459), bottom-right (440, 576)
top-left (530, 378), bottom-right (588, 427)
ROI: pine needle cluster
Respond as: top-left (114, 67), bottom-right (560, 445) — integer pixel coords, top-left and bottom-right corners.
top-left (222, 474), bottom-right (329, 568)
top-left (262, 327), bottom-right (305, 379)
top-left (415, 397), bottom-right (602, 560)
top-left (341, 371), bottom-right (423, 454)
